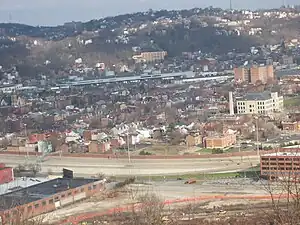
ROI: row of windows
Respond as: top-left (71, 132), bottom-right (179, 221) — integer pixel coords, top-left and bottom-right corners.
top-left (3, 186), bottom-right (90, 219)
top-left (2, 183), bottom-right (102, 221)
top-left (262, 167), bottom-right (300, 171)
top-left (262, 161), bottom-right (300, 164)
top-left (261, 157), bottom-right (300, 161)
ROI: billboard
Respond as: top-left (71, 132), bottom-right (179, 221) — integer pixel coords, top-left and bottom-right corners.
top-left (63, 168), bottom-right (73, 179)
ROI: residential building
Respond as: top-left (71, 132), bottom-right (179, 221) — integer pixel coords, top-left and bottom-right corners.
top-left (88, 140), bottom-right (111, 153)
top-left (204, 133), bottom-right (236, 149)
top-left (186, 133), bottom-right (202, 147)
top-left (0, 84), bottom-right (23, 94)
top-left (236, 91), bottom-right (284, 115)
top-left (260, 152), bottom-right (300, 180)
top-left (132, 51), bottom-right (167, 63)
top-left (281, 55), bottom-right (294, 65)
top-left (282, 121), bottom-right (300, 131)
top-left (234, 65), bottom-right (274, 84)
top-left (234, 67), bottom-right (250, 83)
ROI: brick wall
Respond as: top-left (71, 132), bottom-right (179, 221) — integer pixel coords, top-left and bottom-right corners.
top-left (0, 180), bottom-right (105, 225)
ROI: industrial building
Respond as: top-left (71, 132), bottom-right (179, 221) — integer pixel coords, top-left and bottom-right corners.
top-left (236, 91), bottom-right (284, 115)
top-left (0, 177), bottom-right (105, 224)
top-left (260, 152), bottom-right (300, 180)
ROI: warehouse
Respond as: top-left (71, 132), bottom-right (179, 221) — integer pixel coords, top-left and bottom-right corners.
top-left (260, 152), bottom-right (300, 180)
top-left (0, 177), bottom-right (106, 224)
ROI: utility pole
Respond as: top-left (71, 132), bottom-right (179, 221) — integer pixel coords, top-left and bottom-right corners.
top-left (24, 124), bottom-right (29, 160)
top-left (127, 133), bottom-right (131, 164)
top-left (256, 118), bottom-right (259, 156)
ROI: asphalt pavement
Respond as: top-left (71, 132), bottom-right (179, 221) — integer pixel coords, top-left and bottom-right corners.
top-left (1, 154), bottom-right (260, 176)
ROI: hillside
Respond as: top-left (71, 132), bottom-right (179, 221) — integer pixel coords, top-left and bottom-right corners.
top-left (0, 7), bottom-right (298, 76)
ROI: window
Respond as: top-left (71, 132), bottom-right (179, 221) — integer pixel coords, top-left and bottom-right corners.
top-left (93, 185), bottom-right (97, 190)
top-left (88, 186), bottom-right (92, 191)
top-left (54, 196), bottom-right (59, 201)
top-left (61, 194), bottom-right (65, 198)
top-left (81, 188), bottom-right (84, 192)
top-left (68, 192), bottom-right (72, 196)
top-left (42, 201), bottom-right (46, 206)
top-left (35, 204), bottom-right (39, 209)
top-left (49, 199), bottom-right (54, 204)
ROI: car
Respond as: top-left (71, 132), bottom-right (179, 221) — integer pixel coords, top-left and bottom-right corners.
top-left (184, 179), bottom-right (196, 184)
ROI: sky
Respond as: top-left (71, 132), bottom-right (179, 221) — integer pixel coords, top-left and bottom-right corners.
top-left (0, 0), bottom-right (298, 26)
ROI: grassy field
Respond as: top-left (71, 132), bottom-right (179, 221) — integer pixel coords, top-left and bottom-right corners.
top-left (284, 96), bottom-right (300, 107)
top-left (113, 167), bottom-right (261, 182)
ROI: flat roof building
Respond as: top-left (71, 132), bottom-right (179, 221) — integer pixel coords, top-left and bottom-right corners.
top-left (236, 91), bottom-right (283, 115)
top-left (0, 178), bottom-right (105, 225)
top-left (260, 151), bottom-right (300, 180)
top-left (234, 65), bottom-right (274, 84)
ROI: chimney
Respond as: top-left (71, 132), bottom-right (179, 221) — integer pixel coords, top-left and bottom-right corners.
top-left (229, 91), bottom-right (234, 115)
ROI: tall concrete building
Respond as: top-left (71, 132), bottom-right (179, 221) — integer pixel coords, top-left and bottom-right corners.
top-left (236, 91), bottom-right (283, 115)
top-left (234, 65), bottom-right (274, 84)
top-left (234, 67), bottom-right (250, 83)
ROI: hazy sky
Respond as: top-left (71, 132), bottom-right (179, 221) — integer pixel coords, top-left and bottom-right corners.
top-left (0, 0), bottom-right (298, 26)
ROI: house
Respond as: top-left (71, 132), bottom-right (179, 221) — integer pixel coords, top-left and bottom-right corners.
top-left (282, 121), bottom-right (300, 132)
top-left (88, 140), bottom-right (111, 153)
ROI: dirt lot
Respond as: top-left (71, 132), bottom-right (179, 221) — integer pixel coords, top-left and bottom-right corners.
top-left (40, 178), bottom-right (281, 224)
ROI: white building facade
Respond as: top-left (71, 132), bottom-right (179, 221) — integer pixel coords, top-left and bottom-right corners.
top-left (237, 92), bottom-right (283, 115)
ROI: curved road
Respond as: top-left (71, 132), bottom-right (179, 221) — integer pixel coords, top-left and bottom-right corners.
top-left (1, 154), bottom-right (260, 176)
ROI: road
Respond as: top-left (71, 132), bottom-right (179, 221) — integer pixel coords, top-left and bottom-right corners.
top-left (1, 154), bottom-right (260, 176)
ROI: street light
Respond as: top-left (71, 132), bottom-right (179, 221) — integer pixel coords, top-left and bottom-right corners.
top-left (127, 133), bottom-right (131, 164)
top-left (24, 124), bottom-right (29, 159)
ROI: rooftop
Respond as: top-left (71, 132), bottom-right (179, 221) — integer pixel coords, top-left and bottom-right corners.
top-left (239, 91), bottom-right (272, 101)
top-left (0, 177), bottom-right (49, 196)
top-left (262, 151), bottom-right (300, 157)
top-left (0, 178), bottom-right (99, 211)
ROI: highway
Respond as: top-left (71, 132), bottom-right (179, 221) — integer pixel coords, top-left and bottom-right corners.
top-left (1, 154), bottom-right (260, 176)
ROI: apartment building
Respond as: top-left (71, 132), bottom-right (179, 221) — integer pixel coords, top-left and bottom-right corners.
top-left (132, 51), bottom-right (167, 63)
top-left (204, 133), bottom-right (236, 149)
top-left (186, 133), bottom-right (202, 147)
top-left (234, 67), bottom-right (250, 83)
top-left (234, 65), bottom-right (274, 84)
top-left (236, 91), bottom-right (283, 115)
